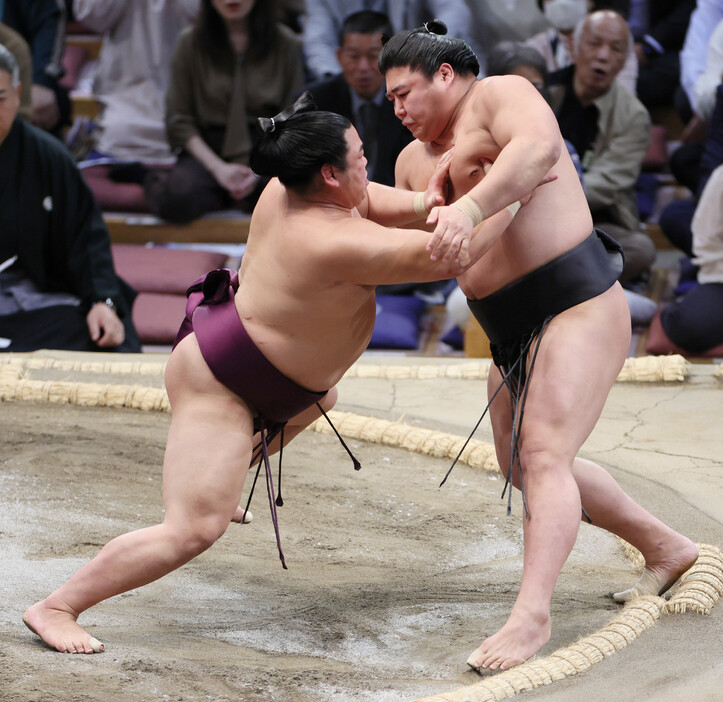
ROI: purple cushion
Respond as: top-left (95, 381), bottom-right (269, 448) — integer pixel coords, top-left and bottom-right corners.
top-left (368, 295), bottom-right (427, 349)
top-left (112, 245), bottom-right (229, 295)
top-left (132, 292), bottom-right (188, 345)
top-left (83, 165), bottom-right (150, 213)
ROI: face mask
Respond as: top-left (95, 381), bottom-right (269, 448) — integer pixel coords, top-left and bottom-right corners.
top-left (544, 0), bottom-right (588, 31)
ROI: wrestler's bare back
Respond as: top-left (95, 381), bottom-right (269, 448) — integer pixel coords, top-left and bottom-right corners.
top-left (395, 76), bottom-right (594, 299)
top-left (231, 174), bottom-right (461, 393)
top-left (230, 183), bottom-right (373, 391)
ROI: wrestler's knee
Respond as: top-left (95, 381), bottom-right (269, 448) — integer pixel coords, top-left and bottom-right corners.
top-left (518, 443), bottom-right (571, 478)
top-left (167, 516), bottom-right (229, 558)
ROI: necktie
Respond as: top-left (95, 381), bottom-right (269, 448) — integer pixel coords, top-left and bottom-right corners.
top-left (359, 101), bottom-right (379, 163)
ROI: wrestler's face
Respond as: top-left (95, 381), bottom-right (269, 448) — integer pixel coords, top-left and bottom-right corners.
top-left (338, 126), bottom-right (369, 207)
top-left (337, 31), bottom-right (385, 101)
top-left (385, 66), bottom-right (447, 142)
top-left (0, 70), bottom-right (20, 148)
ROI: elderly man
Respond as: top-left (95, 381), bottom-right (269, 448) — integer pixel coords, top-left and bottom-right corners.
top-left (0, 45), bottom-right (139, 353)
top-left (549, 10), bottom-right (656, 285)
top-left (380, 20), bottom-right (697, 672)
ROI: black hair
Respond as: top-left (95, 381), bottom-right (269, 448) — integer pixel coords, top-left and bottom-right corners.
top-left (197, 0), bottom-right (279, 64)
top-left (378, 19), bottom-right (479, 79)
top-left (338, 10), bottom-right (393, 47)
top-left (250, 92), bottom-right (352, 191)
top-left (486, 41), bottom-right (547, 81)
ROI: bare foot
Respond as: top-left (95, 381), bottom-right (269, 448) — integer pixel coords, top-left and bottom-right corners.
top-left (23, 600), bottom-right (104, 654)
top-left (613, 539), bottom-right (699, 603)
top-left (231, 507), bottom-right (253, 524)
top-left (466, 608), bottom-right (551, 671)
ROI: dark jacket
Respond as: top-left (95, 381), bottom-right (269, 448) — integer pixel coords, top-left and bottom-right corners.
top-left (305, 73), bottom-right (413, 187)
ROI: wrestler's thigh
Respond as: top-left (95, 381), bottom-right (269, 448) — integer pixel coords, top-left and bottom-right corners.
top-left (518, 284), bottom-right (630, 460)
top-left (487, 364), bottom-right (514, 468)
top-left (162, 334), bottom-right (256, 524)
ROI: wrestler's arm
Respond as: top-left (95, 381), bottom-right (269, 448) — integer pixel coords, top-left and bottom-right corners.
top-left (428, 76), bottom-right (561, 261)
top-left (311, 213), bottom-right (503, 286)
top-left (357, 143), bottom-right (449, 226)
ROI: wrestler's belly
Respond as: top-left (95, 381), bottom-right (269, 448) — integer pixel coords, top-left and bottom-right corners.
top-left (459, 205), bottom-right (594, 300)
top-left (238, 295), bottom-right (377, 392)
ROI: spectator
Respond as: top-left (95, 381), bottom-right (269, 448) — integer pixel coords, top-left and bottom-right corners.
top-left (301, 0), bottom-right (477, 82)
top-left (304, 10), bottom-right (412, 187)
top-left (659, 84), bottom-right (723, 259)
top-left (72, 0), bottom-right (200, 166)
top-left (677, 0), bottom-right (723, 126)
top-left (526, 0), bottom-right (638, 94)
top-left (659, 164), bottom-right (723, 354)
top-left (486, 40), bottom-right (548, 93)
top-left (0, 22), bottom-right (32, 120)
top-left (0, 0), bottom-right (70, 133)
top-left (549, 10), bottom-right (655, 285)
top-left (627, 0), bottom-right (695, 111)
top-left (668, 16), bottom-right (723, 195)
top-left (144, 0), bottom-right (305, 224)
top-left (466, 0), bottom-right (548, 74)
top-left (0, 45), bottom-right (139, 353)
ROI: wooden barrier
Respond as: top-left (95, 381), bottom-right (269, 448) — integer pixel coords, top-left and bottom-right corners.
top-left (104, 213), bottom-right (251, 245)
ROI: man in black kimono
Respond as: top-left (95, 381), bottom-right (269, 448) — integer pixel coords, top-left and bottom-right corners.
top-left (0, 45), bottom-right (139, 353)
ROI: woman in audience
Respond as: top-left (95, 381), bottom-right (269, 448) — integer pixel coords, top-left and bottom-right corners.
top-left (144, 0), bottom-right (305, 223)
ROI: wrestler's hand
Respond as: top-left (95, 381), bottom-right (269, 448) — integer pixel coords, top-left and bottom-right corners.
top-left (426, 204), bottom-right (474, 265)
top-left (87, 304), bottom-right (125, 348)
top-left (214, 162), bottom-right (259, 201)
top-left (423, 148), bottom-right (454, 211)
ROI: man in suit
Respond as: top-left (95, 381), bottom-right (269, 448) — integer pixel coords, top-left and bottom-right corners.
top-left (305, 10), bottom-right (413, 187)
top-left (302, 0), bottom-right (476, 82)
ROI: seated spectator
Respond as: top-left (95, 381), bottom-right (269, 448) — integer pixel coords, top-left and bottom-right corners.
top-left (668, 16), bottom-right (723, 196)
top-left (466, 0), bottom-right (548, 74)
top-left (659, 83), bottom-right (723, 260)
top-left (0, 0), bottom-right (70, 134)
top-left (677, 0), bottom-right (723, 126)
top-left (549, 10), bottom-right (656, 285)
top-left (526, 0), bottom-right (638, 94)
top-left (304, 10), bottom-right (412, 187)
top-left (301, 0), bottom-right (477, 82)
top-left (0, 22), bottom-right (32, 120)
top-left (486, 40), bottom-right (548, 93)
top-left (0, 45), bottom-right (139, 353)
top-left (627, 0), bottom-right (694, 111)
top-left (143, 0), bottom-right (304, 224)
top-left (659, 164), bottom-right (723, 354)
top-left (72, 0), bottom-right (199, 166)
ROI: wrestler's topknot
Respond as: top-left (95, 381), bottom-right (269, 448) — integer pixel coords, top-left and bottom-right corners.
top-left (379, 19), bottom-right (479, 79)
top-left (250, 92), bottom-right (352, 191)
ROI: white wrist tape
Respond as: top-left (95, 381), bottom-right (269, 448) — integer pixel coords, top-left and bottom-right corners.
top-left (507, 200), bottom-right (521, 217)
top-left (453, 194), bottom-right (485, 227)
top-left (413, 191), bottom-right (429, 218)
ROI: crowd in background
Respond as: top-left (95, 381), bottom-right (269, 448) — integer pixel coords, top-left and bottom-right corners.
top-left (1, 0), bottom-right (722, 356)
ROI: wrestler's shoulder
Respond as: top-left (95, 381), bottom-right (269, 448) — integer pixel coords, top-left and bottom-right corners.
top-left (471, 75), bottom-right (532, 102)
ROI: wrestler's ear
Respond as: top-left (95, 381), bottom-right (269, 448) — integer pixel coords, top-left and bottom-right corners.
top-left (320, 163), bottom-right (339, 188)
top-left (438, 63), bottom-right (454, 83)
